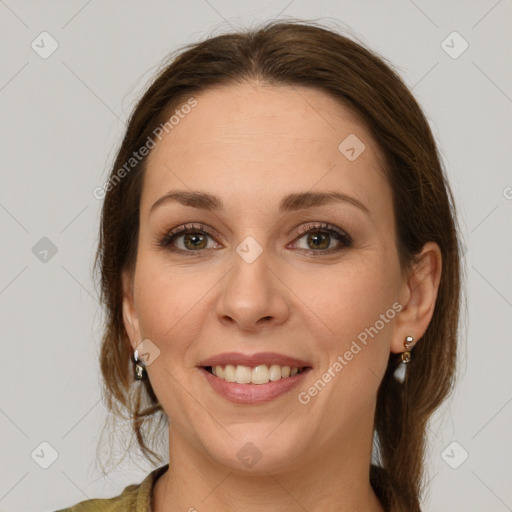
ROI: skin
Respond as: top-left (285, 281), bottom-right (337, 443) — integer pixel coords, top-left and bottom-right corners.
top-left (122, 82), bottom-right (442, 512)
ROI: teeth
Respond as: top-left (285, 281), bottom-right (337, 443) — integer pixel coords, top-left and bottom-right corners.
top-left (251, 364), bottom-right (269, 384)
top-left (269, 364), bottom-right (282, 381)
top-left (224, 364), bottom-right (236, 382)
top-left (210, 364), bottom-right (303, 384)
top-left (235, 365), bottom-right (252, 384)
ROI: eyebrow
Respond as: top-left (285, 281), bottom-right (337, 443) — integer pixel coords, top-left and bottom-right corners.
top-left (149, 190), bottom-right (369, 215)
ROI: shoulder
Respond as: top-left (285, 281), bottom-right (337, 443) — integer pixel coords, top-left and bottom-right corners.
top-left (51, 464), bottom-right (169, 512)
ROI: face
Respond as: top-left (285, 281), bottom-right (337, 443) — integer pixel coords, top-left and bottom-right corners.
top-left (122, 82), bottom-right (411, 475)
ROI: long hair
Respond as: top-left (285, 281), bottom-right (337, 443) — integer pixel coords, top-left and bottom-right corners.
top-left (93, 20), bottom-right (462, 511)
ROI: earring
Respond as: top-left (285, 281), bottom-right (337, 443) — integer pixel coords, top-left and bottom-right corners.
top-left (400, 335), bottom-right (414, 364)
top-left (394, 335), bottom-right (414, 383)
top-left (133, 348), bottom-right (148, 380)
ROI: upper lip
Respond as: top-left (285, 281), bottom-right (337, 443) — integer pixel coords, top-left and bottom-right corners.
top-left (198, 351), bottom-right (311, 369)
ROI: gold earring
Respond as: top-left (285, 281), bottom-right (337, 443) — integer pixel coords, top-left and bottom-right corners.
top-left (400, 335), bottom-right (414, 364)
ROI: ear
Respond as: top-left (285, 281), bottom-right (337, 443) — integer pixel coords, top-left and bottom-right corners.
top-left (122, 268), bottom-right (142, 352)
top-left (390, 242), bottom-right (442, 354)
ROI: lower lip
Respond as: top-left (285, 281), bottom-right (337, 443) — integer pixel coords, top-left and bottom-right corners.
top-left (200, 367), bottom-right (312, 404)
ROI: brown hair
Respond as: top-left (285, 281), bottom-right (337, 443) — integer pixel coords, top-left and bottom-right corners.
top-left (93, 19), bottom-right (462, 511)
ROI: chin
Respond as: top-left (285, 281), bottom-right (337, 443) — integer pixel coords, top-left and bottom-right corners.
top-left (202, 429), bottom-right (308, 476)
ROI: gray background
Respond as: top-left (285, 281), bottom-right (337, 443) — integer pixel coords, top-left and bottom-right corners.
top-left (1, 1), bottom-right (511, 511)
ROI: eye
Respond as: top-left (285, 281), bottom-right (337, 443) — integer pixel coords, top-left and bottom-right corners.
top-left (158, 222), bottom-right (353, 256)
top-left (158, 223), bottom-right (220, 253)
top-left (290, 222), bottom-right (353, 254)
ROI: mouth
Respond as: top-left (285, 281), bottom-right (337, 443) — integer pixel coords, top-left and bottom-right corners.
top-left (202, 364), bottom-right (309, 385)
top-left (197, 352), bottom-right (312, 404)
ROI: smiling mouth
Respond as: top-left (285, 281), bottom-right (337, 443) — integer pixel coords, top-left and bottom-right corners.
top-left (203, 364), bottom-right (309, 385)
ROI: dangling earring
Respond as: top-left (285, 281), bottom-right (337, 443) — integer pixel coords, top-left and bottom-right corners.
top-left (400, 335), bottom-right (414, 364)
top-left (132, 348), bottom-right (148, 380)
top-left (394, 335), bottom-right (414, 383)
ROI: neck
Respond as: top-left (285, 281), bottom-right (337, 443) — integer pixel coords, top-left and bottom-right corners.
top-left (152, 418), bottom-right (385, 512)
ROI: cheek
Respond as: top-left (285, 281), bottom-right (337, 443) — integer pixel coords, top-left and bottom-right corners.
top-left (302, 257), bottom-right (399, 350)
top-left (132, 257), bottom-right (207, 419)
top-left (297, 257), bottom-right (399, 414)
top-left (133, 256), bottom-right (200, 356)
top-left (288, 257), bottom-right (400, 442)
top-left (302, 265), bottom-right (398, 423)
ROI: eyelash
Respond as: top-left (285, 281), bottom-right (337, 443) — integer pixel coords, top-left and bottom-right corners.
top-left (158, 222), bottom-right (353, 256)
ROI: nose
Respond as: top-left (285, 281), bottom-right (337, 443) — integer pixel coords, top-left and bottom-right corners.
top-left (215, 247), bottom-right (290, 332)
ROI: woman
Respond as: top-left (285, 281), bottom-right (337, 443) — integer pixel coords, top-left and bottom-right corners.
top-left (56, 19), bottom-right (461, 512)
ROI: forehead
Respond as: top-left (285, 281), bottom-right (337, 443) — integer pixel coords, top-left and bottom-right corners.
top-left (141, 82), bottom-right (390, 216)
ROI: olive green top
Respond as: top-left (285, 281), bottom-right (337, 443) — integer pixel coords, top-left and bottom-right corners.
top-left (53, 464), bottom-right (169, 512)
